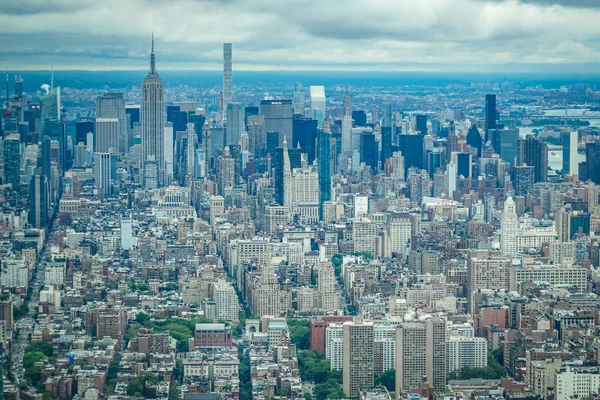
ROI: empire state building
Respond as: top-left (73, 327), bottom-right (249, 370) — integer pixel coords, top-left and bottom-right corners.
top-left (141, 34), bottom-right (165, 188)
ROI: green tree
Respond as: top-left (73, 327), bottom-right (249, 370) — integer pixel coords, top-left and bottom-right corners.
top-left (331, 254), bottom-right (343, 276)
top-left (287, 319), bottom-right (310, 350)
top-left (374, 369), bottom-right (395, 392)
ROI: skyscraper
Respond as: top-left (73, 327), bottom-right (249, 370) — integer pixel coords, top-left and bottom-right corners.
top-left (500, 196), bottom-right (518, 257)
top-left (95, 117), bottom-right (119, 154)
top-left (518, 136), bottom-right (548, 183)
top-left (490, 128), bottom-right (519, 165)
top-left (185, 123), bottom-right (196, 186)
top-left (96, 92), bottom-right (127, 154)
top-left (416, 114), bottom-right (427, 135)
top-left (142, 34), bottom-right (165, 188)
top-left (399, 134), bottom-right (424, 177)
top-left (223, 43), bottom-right (232, 117)
top-left (260, 100), bottom-right (293, 146)
top-left (466, 124), bottom-right (482, 157)
top-left (310, 86), bottom-right (326, 128)
top-left (485, 94), bottom-right (497, 143)
top-left (76, 119), bottom-right (95, 147)
top-left (586, 141), bottom-right (600, 184)
top-left (562, 131), bottom-right (578, 176)
top-left (40, 87), bottom-right (61, 133)
top-left (317, 129), bottom-right (332, 207)
top-left (28, 168), bottom-right (50, 228)
top-left (514, 165), bottom-right (534, 196)
top-left (93, 152), bottom-right (113, 196)
top-left (341, 88), bottom-right (352, 154)
top-left (293, 82), bottom-right (304, 115)
top-left (343, 320), bottom-right (374, 397)
top-left (292, 116), bottom-right (318, 164)
top-left (225, 102), bottom-right (244, 146)
top-left (3, 134), bottom-right (20, 191)
top-left (395, 317), bottom-right (447, 394)
top-left (360, 132), bottom-right (378, 172)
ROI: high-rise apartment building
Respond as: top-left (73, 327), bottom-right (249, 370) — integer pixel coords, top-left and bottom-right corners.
top-left (518, 136), bottom-right (548, 183)
top-left (343, 320), bottom-right (374, 397)
top-left (395, 317), bottom-right (447, 395)
top-left (468, 250), bottom-right (511, 295)
top-left (142, 35), bottom-right (165, 188)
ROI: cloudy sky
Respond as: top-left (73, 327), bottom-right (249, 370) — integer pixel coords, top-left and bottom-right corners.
top-left (2, 0), bottom-right (600, 72)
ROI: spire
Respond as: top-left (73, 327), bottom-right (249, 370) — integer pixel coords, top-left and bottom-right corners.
top-left (150, 32), bottom-right (157, 75)
top-left (343, 86), bottom-right (351, 116)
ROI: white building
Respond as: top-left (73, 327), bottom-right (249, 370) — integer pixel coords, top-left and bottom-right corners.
top-left (500, 196), bottom-right (518, 257)
top-left (213, 280), bottom-right (239, 322)
top-left (446, 336), bottom-right (488, 374)
top-left (325, 324), bottom-right (344, 371)
top-left (555, 367), bottom-right (600, 400)
top-left (0, 258), bottom-right (28, 288)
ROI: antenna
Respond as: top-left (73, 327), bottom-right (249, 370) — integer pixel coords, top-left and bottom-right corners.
top-left (152, 31), bottom-right (154, 53)
top-left (5, 69), bottom-right (8, 104)
top-left (51, 65), bottom-right (54, 90)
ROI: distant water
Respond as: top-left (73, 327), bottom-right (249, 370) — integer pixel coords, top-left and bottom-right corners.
top-left (10, 70), bottom-right (600, 94)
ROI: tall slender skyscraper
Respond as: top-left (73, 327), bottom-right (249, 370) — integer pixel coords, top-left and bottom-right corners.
top-left (142, 34), bottom-right (165, 188)
top-left (562, 131), bottom-right (578, 176)
top-left (223, 43), bottom-right (232, 118)
top-left (341, 88), bottom-right (352, 154)
top-left (485, 94), bottom-right (497, 144)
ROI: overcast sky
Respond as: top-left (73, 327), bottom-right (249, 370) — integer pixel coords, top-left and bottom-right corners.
top-left (2, 0), bottom-right (600, 72)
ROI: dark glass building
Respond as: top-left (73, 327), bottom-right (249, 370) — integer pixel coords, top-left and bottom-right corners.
top-left (167, 105), bottom-right (189, 134)
top-left (360, 132), bottom-right (378, 172)
top-left (399, 134), bottom-right (424, 177)
top-left (292, 116), bottom-right (318, 164)
top-left (381, 127), bottom-right (393, 166)
top-left (352, 110), bottom-right (366, 127)
top-left (244, 106), bottom-right (259, 127)
top-left (76, 119), bottom-right (95, 146)
top-left (317, 130), bottom-right (332, 206)
top-left (467, 125), bottom-right (482, 157)
top-left (266, 131), bottom-right (280, 158)
top-left (28, 169), bottom-right (50, 228)
top-left (485, 94), bottom-right (497, 143)
top-left (416, 114), bottom-right (427, 135)
top-left (585, 141), bottom-right (600, 184)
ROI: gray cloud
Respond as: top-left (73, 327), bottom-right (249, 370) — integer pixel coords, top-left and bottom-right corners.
top-left (0, 0), bottom-right (599, 71)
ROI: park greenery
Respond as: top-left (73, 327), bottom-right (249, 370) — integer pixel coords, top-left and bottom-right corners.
top-left (287, 318), bottom-right (310, 350)
top-left (23, 341), bottom-right (53, 389)
top-left (297, 350), bottom-right (344, 399)
top-left (126, 371), bottom-right (159, 397)
top-left (447, 350), bottom-right (505, 381)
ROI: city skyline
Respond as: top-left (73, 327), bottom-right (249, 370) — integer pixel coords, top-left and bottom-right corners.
top-left (3, 0), bottom-right (600, 72)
